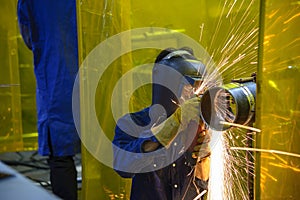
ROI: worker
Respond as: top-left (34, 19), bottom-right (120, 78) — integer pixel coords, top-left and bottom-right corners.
top-left (113, 48), bottom-right (211, 200)
top-left (17, 1), bottom-right (81, 199)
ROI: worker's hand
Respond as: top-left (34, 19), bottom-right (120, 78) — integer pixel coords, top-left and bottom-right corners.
top-left (192, 129), bottom-right (211, 159)
top-left (195, 156), bottom-right (210, 181)
top-left (151, 110), bottom-right (181, 148)
top-left (151, 96), bottom-right (201, 148)
top-left (174, 96), bottom-right (201, 129)
top-left (192, 126), bottom-right (211, 181)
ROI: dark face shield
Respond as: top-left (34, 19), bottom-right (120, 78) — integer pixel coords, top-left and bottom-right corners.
top-left (152, 50), bottom-right (206, 115)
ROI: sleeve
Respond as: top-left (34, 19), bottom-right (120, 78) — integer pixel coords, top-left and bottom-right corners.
top-left (17, 0), bottom-right (32, 50)
top-left (112, 114), bottom-right (160, 178)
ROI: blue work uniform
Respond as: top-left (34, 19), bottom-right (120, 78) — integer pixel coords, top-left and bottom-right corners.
top-left (17, 0), bottom-right (81, 157)
top-left (113, 107), bottom-right (207, 200)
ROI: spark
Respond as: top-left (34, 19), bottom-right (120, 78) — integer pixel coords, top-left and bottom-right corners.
top-left (221, 35), bottom-right (235, 53)
top-left (230, 147), bottom-right (300, 158)
top-left (193, 190), bottom-right (207, 200)
top-left (199, 23), bottom-right (205, 42)
top-left (261, 171), bottom-right (278, 182)
top-left (233, 53), bottom-right (246, 64)
top-left (226, 0), bottom-right (237, 18)
top-left (171, 98), bottom-right (180, 107)
top-left (269, 162), bottom-right (300, 172)
top-left (284, 12), bottom-right (300, 24)
top-left (220, 121), bottom-right (261, 132)
top-left (208, 131), bottom-right (225, 199)
top-left (195, 0), bottom-right (260, 199)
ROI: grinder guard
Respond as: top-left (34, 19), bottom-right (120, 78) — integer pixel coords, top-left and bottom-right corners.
top-left (200, 76), bottom-right (256, 131)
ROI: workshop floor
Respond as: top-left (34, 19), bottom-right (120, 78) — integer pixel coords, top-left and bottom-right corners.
top-left (0, 151), bottom-right (82, 199)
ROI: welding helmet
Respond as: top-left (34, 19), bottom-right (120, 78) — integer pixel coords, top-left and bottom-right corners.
top-left (152, 47), bottom-right (206, 117)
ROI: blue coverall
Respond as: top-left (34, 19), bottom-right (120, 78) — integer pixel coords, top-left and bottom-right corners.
top-left (17, 1), bottom-right (80, 199)
top-left (113, 108), bottom-right (207, 200)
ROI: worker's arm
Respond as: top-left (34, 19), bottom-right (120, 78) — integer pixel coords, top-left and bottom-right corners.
top-left (17, 0), bottom-right (32, 50)
top-left (146, 96), bottom-right (201, 150)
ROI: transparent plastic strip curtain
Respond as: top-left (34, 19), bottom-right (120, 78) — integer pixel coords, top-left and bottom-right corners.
top-left (76, 0), bottom-right (132, 199)
top-left (256, 0), bottom-right (300, 199)
top-left (0, 1), bottom-right (23, 152)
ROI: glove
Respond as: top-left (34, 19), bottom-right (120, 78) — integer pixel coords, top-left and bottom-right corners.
top-left (152, 96), bottom-right (201, 147)
top-left (176, 96), bottom-right (201, 128)
top-left (192, 129), bottom-right (211, 159)
top-left (193, 128), bottom-right (211, 181)
top-left (195, 156), bottom-right (210, 181)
